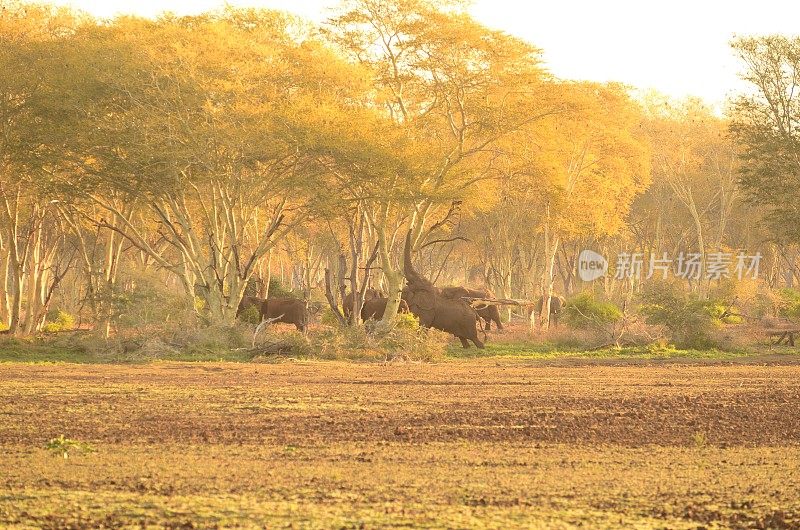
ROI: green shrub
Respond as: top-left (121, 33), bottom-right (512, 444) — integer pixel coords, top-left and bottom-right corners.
top-left (638, 282), bottom-right (722, 349)
top-left (707, 278), bottom-right (769, 322)
top-left (0, 321), bottom-right (8, 332)
top-left (114, 272), bottom-right (200, 330)
top-left (779, 288), bottom-right (800, 319)
top-left (310, 314), bottom-right (444, 362)
top-left (46, 434), bottom-right (95, 459)
top-left (394, 311), bottom-right (420, 331)
top-left (238, 304), bottom-right (262, 325)
top-left (320, 307), bottom-right (343, 327)
top-left (563, 292), bottom-right (622, 330)
top-left (378, 324), bottom-right (446, 362)
top-left (250, 329), bottom-right (313, 359)
top-left (42, 309), bottom-right (75, 333)
top-left (268, 278), bottom-right (293, 298)
top-left (178, 325), bottom-right (251, 356)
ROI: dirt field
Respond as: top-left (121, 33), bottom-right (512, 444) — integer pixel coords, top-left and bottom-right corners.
top-left (1, 360), bottom-right (799, 528)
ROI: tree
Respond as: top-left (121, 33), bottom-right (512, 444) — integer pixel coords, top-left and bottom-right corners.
top-left (0, 3), bottom-right (93, 334)
top-left (636, 97), bottom-right (738, 296)
top-left (67, 11), bottom-right (371, 325)
top-left (731, 36), bottom-right (800, 243)
top-left (505, 82), bottom-right (650, 327)
top-left (326, 0), bottom-right (560, 328)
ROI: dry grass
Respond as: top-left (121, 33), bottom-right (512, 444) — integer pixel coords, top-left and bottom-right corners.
top-left (1, 361), bottom-right (799, 528)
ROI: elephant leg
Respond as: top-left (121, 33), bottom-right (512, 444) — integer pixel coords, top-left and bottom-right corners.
top-left (471, 335), bottom-right (485, 349)
top-left (483, 318), bottom-right (491, 331)
top-left (459, 337), bottom-right (470, 349)
top-left (494, 317), bottom-right (503, 331)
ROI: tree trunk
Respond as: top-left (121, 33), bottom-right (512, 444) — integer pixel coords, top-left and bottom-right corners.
top-left (538, 204), bottom-right (560, 330)
top-left (375, 222), bottom-right (404, 331)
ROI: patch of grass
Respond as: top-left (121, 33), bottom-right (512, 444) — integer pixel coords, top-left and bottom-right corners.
top-left (447, 340), bottom-right (577, 359)
top-left (2, 334), bottom-right (796, 365)
top-left (45, 435), bottom-right (95, 459)
top-left (0, 337), bottom-right (252, 364)
top-left (445, 341), bottom-right (759, 361)
top-left (0, 338), bottom-right (99, 364)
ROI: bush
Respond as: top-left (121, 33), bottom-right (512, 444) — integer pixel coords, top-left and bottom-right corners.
top-left (638, 282), bottom-right (723, 349)
top-left (173, 324), bottom-right (251, 356)
top-left (320, 307), bottom-right (343, 327)
top-left (114, 272), bottom-right (199, 331)
top-left (708, 278), bottom-right (776, 321)
top-left (563, 292), bottom-right (622, 330)
top-left (268, 278), bottom-right (293, 298)
top-left (778, 288), bottom-right (800, 320)
top-left (251, 328), bottom-right (313, 359)
top-left (238, 304), bottom-right (261, 325)
top-left (311, 313), bottom-right (444, 362)
top-left (391, 311), bottom-right (420, 331)
top-left (42, 309), bottom-right (75, 333)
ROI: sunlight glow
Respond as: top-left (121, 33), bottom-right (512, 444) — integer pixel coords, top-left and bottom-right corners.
top-left (43, 0), bottom-right (800, 106)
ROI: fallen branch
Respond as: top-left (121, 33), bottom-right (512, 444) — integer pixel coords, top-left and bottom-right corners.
top-left (253, 314), bottom-right (285, 347)
top-left (462, 297), bottom-right (537, 308)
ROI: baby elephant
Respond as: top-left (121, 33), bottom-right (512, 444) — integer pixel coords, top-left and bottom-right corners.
top-left (532, 295), bottom-right (567, 327)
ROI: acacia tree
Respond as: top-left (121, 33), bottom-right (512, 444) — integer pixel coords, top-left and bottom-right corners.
top-left (0, 3), bottom-right (94, 334)
top-left (731, 36), bottom-right (800, 243)
top-left (326, 0), bottom-right (561, 328)
top-left (636, 98), bottom-right (738, 296)
top-left (505, 83), bottom-right (650, 327)
top-left (66, 11), bottom-right (370, 325)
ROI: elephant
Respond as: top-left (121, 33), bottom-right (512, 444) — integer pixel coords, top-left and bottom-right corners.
top-left (237, 296), bottom-right (309, 332)
top-left (361, 297), bottom-right (410, 321)
top-left (261, 297), bottom-right (309, 332)
top-left (342, 288), bottom-right (383, 321)
top-left (532, 294), bottom-right (567, 327)
top-left (401, 233), bottom-right (485, 349)
top-left (441, 286), bottom-right (503, 331)
top-left (237, 295), bottom-right (263, 317)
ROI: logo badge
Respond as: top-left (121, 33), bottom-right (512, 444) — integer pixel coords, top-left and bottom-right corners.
top-left (578, 250), bottom-right (607, 282)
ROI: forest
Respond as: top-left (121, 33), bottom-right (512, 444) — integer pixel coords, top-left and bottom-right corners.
top-left (2, 0), bottom-right (800, 358)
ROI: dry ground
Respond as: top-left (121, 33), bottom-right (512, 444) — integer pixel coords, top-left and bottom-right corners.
top-left (1, 360), bottom-right (799, 528)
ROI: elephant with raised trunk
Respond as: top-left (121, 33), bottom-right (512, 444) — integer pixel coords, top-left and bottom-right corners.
top-left (401, 233), bottom-right (485, 349)
top-left (441, 286), bottom-right (503, 331)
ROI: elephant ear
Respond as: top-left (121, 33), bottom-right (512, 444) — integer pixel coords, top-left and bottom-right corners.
top-left (407, 289), bottom-right (437, 322)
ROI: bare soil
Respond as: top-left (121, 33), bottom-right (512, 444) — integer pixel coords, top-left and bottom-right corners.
top-left (1, 361), bottom-right (798, 528)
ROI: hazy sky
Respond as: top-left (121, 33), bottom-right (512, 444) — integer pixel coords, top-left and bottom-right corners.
top-left (48, 0), bottom-right (800, 107)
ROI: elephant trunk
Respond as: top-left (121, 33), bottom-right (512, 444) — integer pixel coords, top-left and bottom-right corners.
top-left (403, 231), bottom-right (431, 287)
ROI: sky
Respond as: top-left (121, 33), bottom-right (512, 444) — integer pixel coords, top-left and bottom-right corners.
top-left (47, 0), bottom-right (800, 108)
